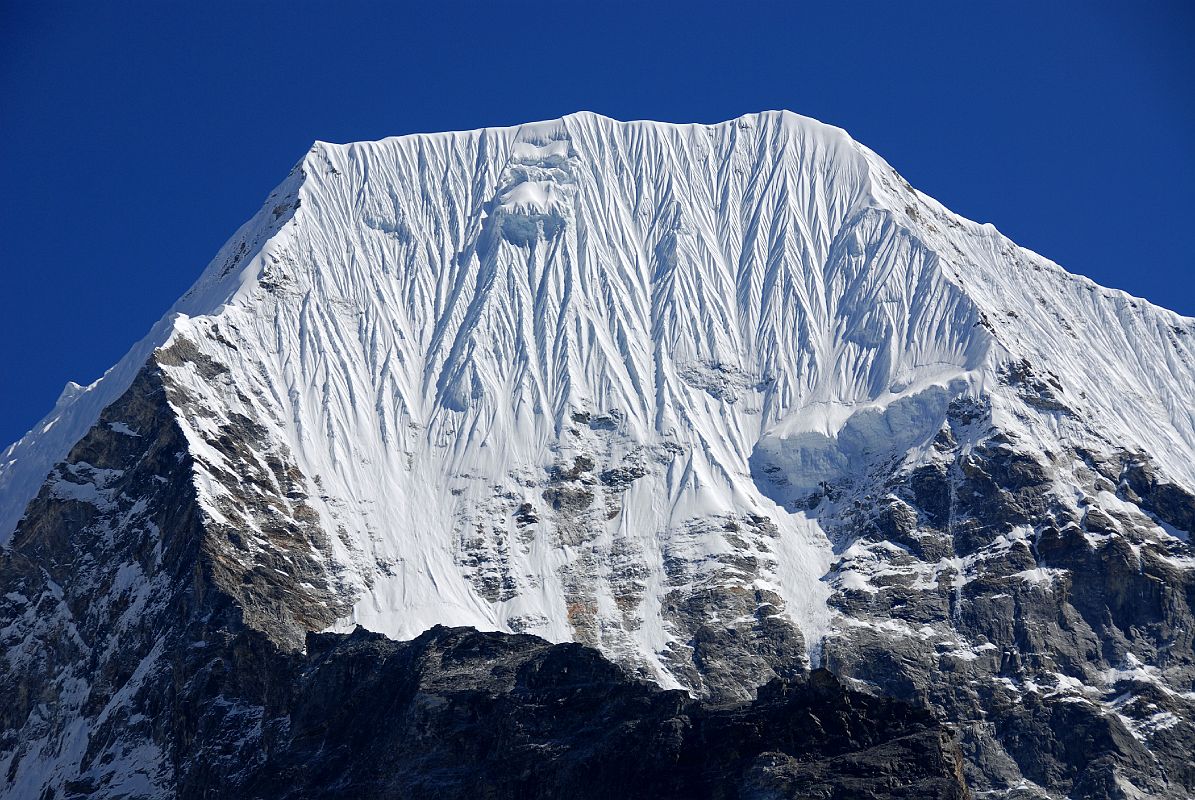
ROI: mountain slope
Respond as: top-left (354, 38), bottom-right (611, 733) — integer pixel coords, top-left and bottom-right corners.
top-left (2, 111), bottom-right (1193, 798)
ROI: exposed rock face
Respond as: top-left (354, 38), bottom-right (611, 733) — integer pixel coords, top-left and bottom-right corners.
top-left (0, 359), bottom-right (349, 796)
top-left (2, 111), bottom-right (1195, 798)
top-left (1, 364), bottom-right (202, 797)
top-left (202, 626), bottom-right (969, 800)
top-left (814, 392), bottom-right (1195, 798)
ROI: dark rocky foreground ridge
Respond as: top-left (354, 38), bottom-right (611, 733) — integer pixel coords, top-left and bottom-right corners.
top-left (179, 625), bottom-right (969, 800)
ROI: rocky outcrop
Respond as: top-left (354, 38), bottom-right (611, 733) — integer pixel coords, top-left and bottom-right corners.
top-left (154, 625), bottom-right (973, 800)
top-left (817, 389), bottom-right (1195, 798)
top-left (0, 355), bottom-right (350, 797)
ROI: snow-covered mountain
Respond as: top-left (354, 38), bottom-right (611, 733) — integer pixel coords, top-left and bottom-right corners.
top-left (2, 111), bottom-right (1193, 799)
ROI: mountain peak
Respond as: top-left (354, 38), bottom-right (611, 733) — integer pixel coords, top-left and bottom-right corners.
top-left (4, 111), bottom-right (1195, 797)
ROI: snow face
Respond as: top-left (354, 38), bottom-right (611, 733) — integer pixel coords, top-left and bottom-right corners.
top-left (3, 110), bottom-right (1194, 692)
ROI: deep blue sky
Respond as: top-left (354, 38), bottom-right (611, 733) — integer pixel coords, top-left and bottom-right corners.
top-left (2, 2), bottom-right (1192, 448)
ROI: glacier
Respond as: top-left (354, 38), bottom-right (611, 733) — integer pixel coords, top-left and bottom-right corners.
top-left (2, 111), bottom-right (1194, 798)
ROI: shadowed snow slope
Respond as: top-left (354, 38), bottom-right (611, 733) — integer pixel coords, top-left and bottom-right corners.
top-left (2, 111), bottom-right (1194, 708)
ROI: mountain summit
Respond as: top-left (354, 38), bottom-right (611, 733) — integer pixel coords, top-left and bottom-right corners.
top-left (2, 112), bottom-right (1193, 798)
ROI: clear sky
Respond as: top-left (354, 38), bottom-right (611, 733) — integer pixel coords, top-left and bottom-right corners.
top-left (1, 1), bottom-right (1192, 448)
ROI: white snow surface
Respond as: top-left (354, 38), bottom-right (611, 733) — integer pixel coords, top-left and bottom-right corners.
top-left (3, 110), bottom-right (1195, 685)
